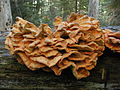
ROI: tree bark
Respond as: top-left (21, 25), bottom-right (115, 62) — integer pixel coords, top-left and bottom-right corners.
top-left (75, 0), bottom-right (78, 13)
top-left (0, 0), bottom-right (12, 31)
top-left (88, 0), bottom-right (99, 18)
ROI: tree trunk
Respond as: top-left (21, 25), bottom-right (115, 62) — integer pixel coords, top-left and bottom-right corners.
top-left (88, 0), bottom-right (99, 18)
top-left (0, 0), bottom-right (12, 32)
top-left (75, 0), bottom-right (78, 13)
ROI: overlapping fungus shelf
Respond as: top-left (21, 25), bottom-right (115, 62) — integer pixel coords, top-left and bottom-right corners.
top-left (104, 29), bottom-right (120, 53)
top-left (5, 12), bottom-right (105, 79)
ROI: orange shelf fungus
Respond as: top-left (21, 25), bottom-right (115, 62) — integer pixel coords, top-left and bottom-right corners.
top-left (5, 13), bottom-right (105, 79)
top-left (103, 29), bottom-right (120, 53)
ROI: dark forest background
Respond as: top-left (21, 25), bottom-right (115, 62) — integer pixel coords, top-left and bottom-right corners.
top-left (10, 0), bottom-right (120, 27)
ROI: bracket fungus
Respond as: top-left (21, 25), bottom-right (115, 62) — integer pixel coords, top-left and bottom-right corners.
top-left (103, 29), bottom-right (120, 53)
top-left (5, 13), bottom-right (105, 79)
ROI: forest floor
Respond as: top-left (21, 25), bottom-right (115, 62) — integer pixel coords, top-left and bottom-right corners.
top-left (0, 31), bottom-right (120, 89)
